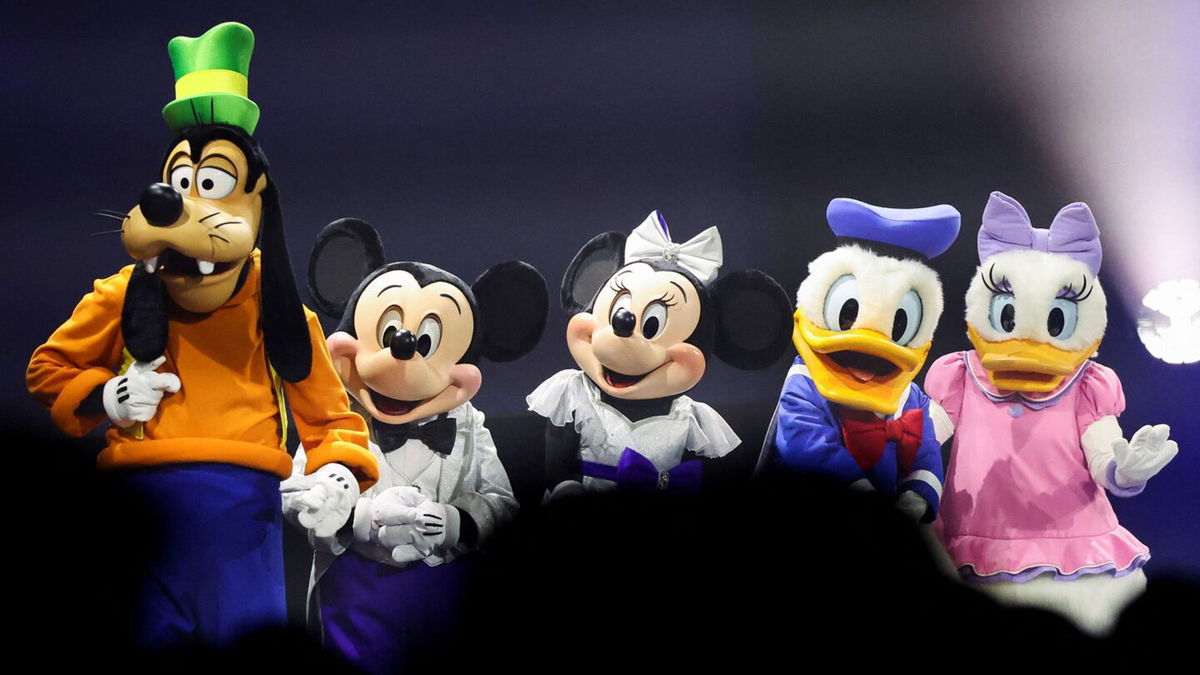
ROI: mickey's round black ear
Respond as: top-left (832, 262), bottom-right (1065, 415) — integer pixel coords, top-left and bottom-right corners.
top-left (560, 232), bottom-right (626, 314)
top-left (711, 270), bottom-right (793, 370)
top-left (307, 218), bottom-right (386, 318)
top-left (473, 261), bottom-right (549, 362)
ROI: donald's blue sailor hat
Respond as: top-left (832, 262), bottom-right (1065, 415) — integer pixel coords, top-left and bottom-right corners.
top-left (826, 197), bottom-right (960, 261)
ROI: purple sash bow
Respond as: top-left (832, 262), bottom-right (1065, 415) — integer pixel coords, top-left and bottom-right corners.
top-left (977, 191), bottom-right (1102, 275)
top-left (580, 448), bottom-right (702, 493)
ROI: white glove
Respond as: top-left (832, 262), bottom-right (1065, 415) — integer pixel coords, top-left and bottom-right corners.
top-left (896, 490), bottom-right (929, 522)
top-left (279, 462), bottom-right (359, 538)
top-left (1112, 424), bottom-right (1179, 487)
top-left (102, 356), bottom-right (180, 428)
top-left (410, 499), bottom-right (451, 553)
top-left (351, 487), bottom-right (432, 563)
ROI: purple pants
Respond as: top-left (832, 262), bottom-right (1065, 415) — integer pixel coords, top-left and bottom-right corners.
top-left (318, 549), bottom-right (470, 673)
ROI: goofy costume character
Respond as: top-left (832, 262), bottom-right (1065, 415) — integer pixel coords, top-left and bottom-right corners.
top-left (26, 22), bottom-right (378, 648)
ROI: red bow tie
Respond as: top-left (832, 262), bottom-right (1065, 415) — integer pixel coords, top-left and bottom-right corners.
top-left (839, 408), bottom-right (925, 473)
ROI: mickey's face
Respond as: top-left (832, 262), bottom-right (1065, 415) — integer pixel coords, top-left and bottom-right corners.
top-left (325, 270), bottom-right (482, 425)
top-left (567, 262), bottom-right (706, 400)
top-left (123, 138), bottom-right (265, 313)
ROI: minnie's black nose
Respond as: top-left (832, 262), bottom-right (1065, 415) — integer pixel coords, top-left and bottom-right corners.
top-left (390, 329), bottom-right (417, 360)
top-left (139, 183), bottom-right (183, 227)
top-left (612, 308), bottom-right (636, 338)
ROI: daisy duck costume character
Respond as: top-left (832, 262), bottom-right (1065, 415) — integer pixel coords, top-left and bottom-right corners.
top-left (529, 211), bottom-right (792, 499)
top-left (285, 218), bottom-right (545, 671)
top-left (757, 198), bottom-right (960, 524)
top-left (926, 192), bottom-right (1178, 634)
top-left (25, 23), bottom-right (377, 648)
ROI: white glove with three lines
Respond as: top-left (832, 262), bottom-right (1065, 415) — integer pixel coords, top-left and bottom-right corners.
top-left (102, 356), bottom-right (180, 428)
top-left (1112, 424), bottom-right (1178, 487)
top-left (279, 463), bottom-right (360, 538)
top-left (352, 486), bottom-right (455, 563)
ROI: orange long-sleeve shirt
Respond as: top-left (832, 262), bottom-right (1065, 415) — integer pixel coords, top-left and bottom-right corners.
top-left (27, 251), bottom-right (378, 487)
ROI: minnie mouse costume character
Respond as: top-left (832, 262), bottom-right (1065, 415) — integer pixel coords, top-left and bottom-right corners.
top-left (926, 192), bottom-right (1178, 634)
top-left (528, 211), bottom-right (792, 498)
top-left (24, 23), bottom-right (377, 648)
top-left (757, 198), bottom-right (960, 523)
top-left (291, 218), bottom-right (546, 671)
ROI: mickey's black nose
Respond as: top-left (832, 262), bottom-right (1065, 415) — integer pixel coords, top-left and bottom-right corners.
top-left (390, 329), bottom-right (417, 360)
top-left (139, 183), bottom-right (183, 227)
top-left (611, 308), bottom-right (636, 338)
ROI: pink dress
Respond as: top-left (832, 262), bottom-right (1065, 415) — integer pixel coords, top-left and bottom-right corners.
top-left (925, 351), bottom-right (1149, 582)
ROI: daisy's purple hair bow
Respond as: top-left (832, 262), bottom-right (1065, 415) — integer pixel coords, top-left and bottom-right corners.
top-left (977, 191), bottom-right (1103, 276)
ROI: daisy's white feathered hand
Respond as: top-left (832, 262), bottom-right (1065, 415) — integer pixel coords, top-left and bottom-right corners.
top-left (1112, 424), bottom-right (1178, 487)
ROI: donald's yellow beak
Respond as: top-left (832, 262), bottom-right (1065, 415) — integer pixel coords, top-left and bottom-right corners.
top-left (967, 325), bottom-right (1098, 392)
top-left (793, 309), bottom-right (930, 415)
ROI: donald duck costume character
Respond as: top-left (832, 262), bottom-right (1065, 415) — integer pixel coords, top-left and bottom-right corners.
top-left (925, 192), bottom-right (1178, 634)
top-left (758, 198), bottom-right (960, 523)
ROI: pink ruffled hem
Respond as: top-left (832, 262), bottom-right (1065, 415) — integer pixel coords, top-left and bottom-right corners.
top-left (941, 526), bottom-right (1149, 579)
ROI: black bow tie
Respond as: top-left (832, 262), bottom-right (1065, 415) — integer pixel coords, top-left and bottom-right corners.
top-left (374, 415), bottom-right (458, 455)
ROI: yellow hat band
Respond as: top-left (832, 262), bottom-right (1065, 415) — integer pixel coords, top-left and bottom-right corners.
top-left (175, 69), bottom-right (248, 100)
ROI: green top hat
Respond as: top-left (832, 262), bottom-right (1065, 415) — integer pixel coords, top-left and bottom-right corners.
top-left (162, 22), bottom-right (261, 135)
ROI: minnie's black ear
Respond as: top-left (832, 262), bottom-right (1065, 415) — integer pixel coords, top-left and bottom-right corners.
top-left (473, 261), bottom-right (549, 362)
top-left (560, 232), bottom-right (626, 314)
top-left (711, 270), bottom-right (793, 370)
top-left (121, 263), bottom-right (168, 362)
top-left (259, 182), bottom-right (312, 382)
top-left (307, 217), bottom-right (386, 319)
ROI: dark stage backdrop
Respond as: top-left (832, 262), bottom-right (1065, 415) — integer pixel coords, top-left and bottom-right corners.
top-left (3, 1), bottom-right (1196, 581)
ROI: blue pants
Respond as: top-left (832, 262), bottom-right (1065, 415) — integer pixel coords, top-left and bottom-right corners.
top-left (121, 463), bottom-right (286, 649)
top-left (319, 550), bottom-right (470, 673)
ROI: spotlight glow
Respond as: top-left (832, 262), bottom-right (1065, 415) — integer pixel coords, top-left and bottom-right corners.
top-left (1137, 279), bottom-right (1200, 364)
top-left (985, 1), bottom-right (1200, 314)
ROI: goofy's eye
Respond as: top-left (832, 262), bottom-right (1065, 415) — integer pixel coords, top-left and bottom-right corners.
top-left (1047, 298), bottom-right (1078, 339)
top-left (989, 294), bottom-right (1016, 333)
top-left (196, 167), bottom-right (237, 200)
top-left (169, 165), bottom-right (193, 194)
top-left (642, 301), bottom-right (668, 339)
top-left (892, 289), bottom-right (923, 345)
top-left (416, 315), bottom-right (442, 358)
top-left (377, 307), bottom-right (404, 348)
top-left (610, 291), bottom-right (633, 323)
top-left (823, 274), bottom-right (860, 331)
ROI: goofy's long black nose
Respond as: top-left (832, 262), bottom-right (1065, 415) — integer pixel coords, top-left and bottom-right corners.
top-left (390, 329), bottom-right (417, 360)
top-left (612, 308), bottom-right (636, 338)
top-left (140, 183), bottom-right (183, 227)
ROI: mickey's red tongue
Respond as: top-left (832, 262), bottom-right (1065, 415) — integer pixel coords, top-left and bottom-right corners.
top-left (369, 389), bottom-right (419, 415)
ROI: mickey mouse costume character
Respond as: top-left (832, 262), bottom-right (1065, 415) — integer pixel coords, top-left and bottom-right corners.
top-left (291, 218), bottom-right (546, 671)
top-left (529, 211), bottom-right (792, 498)
top-left (757, 198), bottom-right (960, 523)
top-left (926, 192), bottom-right (1179, 634)
top-left (25, 23), bottom-right (377, 647)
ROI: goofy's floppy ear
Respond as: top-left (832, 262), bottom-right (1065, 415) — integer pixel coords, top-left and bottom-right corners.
top-left (258, 181), bottom-right (313, 382)
top-left (473, 261), bottom-right (549, 362)
top-left (561, 232), bottom-right (626, 314)
top-left (307, 217), bottom-right (386, 319)
top-left (710, 270), bottom-right (793, 370)
top-left (122, 264), bottom-right (169, 362)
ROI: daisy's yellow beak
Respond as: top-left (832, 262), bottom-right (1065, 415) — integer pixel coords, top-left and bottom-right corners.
top-left (967, 325), bottom-right (1098, 392)
top-left (793, 309), bottom-right (930, 415)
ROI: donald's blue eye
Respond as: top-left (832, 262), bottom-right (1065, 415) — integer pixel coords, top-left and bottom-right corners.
top-left (1047, 299), bottom-right (1078, 339)
top-left (823, 275), bottom-right (859, 331)
top-left (892, 290), bottom-right (923, 345)
top-left (989, 294), bottom-right (1016, 333)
